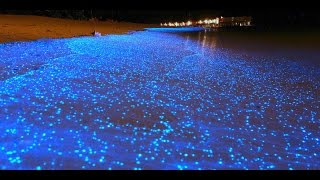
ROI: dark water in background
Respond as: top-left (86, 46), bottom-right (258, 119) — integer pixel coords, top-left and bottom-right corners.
top-left (175, 30), bottom-right (320, 64)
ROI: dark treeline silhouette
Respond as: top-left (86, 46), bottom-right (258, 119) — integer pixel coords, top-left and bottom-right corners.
top-left (1, 9), bottom-right (320, 30)
top-left (0, 10), bottom-right (93, 20)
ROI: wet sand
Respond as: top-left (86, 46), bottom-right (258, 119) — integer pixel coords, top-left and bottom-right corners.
top-left (0, 29), bottom-right (319, 169)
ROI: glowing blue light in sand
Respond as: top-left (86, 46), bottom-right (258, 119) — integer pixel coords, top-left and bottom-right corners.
top-left (0, 31), bottom-right (319, 170)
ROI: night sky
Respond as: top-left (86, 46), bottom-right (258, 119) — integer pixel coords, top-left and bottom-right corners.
top-left (1, 9), bottom-right (320, 28)
top-left (1, 0), bottom-right (320, 27)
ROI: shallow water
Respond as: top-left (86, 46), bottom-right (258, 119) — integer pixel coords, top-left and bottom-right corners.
top-left (0, 29), bottom-right (319, 170)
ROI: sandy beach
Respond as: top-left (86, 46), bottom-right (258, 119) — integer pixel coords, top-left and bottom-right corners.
top-left (0, 15), bottom-right (153, 43)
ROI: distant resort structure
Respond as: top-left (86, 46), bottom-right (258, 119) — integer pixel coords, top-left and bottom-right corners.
top-left (160, 16), bottom-right (252, 28)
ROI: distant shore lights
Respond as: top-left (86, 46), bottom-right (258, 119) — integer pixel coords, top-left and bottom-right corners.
top-left (160, 16), bottom-right (252, 28)
top-left (161, 18), bottom-right (220, 27)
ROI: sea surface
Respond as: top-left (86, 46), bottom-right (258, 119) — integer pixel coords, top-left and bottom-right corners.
top-left (0, 28), bottom-right (319, 169)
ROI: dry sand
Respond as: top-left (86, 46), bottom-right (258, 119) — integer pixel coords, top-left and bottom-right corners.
top-left (0, 15), bottom-right (154, 43)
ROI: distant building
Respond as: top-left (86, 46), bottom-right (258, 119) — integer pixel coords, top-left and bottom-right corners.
top-left (218, 16), bottom-right (252, 27)
top-left (160, 16), bottom-right (253, 28)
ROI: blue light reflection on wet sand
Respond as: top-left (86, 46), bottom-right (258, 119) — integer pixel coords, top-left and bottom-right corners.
top-left (0, 28), bottom-right (319, 170)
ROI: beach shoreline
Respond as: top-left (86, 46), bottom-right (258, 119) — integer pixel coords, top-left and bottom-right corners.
top-left (0, 15), bottom-right (155, 43)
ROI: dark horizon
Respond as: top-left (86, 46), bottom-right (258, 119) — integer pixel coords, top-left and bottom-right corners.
top-left (1, 9), bottom-right (320, 29)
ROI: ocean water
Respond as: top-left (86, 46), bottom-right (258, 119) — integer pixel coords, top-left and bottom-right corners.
top-left (0, 28), bottom-right (319, 170)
